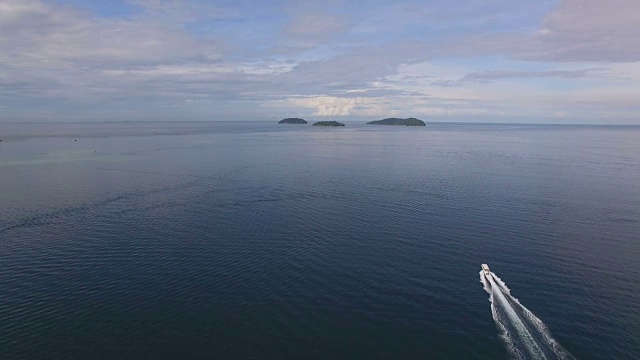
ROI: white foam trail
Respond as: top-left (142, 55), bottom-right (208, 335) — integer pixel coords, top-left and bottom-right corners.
top-left (480, 270), bottom-right (575, 360)
top-left (489, 274), bottom-right (547, 358)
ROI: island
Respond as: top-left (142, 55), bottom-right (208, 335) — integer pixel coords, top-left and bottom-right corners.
top-left (312, 121), bottom-right (345, 127)
top-left (278, 118), bottom-right (308, 124)
top-left (367, 117), bottom-right (426, 126)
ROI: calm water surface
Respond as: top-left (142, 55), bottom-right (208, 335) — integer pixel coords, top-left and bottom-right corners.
top-left (1, 122), bottom-right (639, 359)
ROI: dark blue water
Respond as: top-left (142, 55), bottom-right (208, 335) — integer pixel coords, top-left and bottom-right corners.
top-left (1, 122), bottom-right (639, 359)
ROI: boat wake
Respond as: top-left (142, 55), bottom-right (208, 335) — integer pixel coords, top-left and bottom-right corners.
top-left (480, 269), bottom-right (575, 360)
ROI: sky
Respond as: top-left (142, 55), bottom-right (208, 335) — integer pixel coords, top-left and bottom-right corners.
top-left (1, 0), bottom-right (639, 123)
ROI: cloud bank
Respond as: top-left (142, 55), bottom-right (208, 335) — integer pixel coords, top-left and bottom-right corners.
top-left (0, 0), bottom-right (639, 123)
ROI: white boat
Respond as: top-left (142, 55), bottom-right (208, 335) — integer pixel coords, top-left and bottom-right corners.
top-left (481, 264), bottom-right (490, 277)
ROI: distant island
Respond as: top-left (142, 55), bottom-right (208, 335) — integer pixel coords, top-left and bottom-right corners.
top-left (312, 121), bottom-right (345, 127)
top-left (278, 118), bottom-right (308, 124)
top-left (367, 118), bottom-right (426, 126)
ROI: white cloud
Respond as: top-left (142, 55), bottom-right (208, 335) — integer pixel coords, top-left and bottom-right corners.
top-left (523, 0), bottom-right (640, 61)
top-left (282, 95), bottom-right (492, 118)
top-left (8, 3), bottom-right (220, 64)
top-left (104, 61), bottom-right (295, 77)
top-left (451, 0), bottom-right (640, 62)
top-left (286, 96), bottom-right (368, 116)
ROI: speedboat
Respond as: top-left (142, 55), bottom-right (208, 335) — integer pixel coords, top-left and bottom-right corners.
top-left (481, 264), bottom-right (490, 277)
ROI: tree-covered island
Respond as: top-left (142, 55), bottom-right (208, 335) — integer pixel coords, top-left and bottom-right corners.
top-left (366, 118), bottom-right (426, 126)
top-left (312, 121), bottom-right (345, 127)
top-left (278, 118), bottom-right (308, 124)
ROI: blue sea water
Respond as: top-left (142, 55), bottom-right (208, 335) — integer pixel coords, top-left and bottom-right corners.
top-left (0, 121), bottom-right (639, 359)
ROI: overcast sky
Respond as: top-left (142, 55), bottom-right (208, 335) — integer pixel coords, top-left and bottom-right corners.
top-left (1, 0), bottom-right (639, 123)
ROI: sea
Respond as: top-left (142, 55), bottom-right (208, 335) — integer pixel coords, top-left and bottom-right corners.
top-left (1, 121), bottom-right (639, 359)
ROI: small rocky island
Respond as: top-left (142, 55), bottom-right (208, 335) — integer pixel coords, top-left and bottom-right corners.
top-left (367, 117), bottom-right (426, 126)
top-left (278, 118), bottom-right (308, 124)
top-left (312, 121), bottom-right (345, 127)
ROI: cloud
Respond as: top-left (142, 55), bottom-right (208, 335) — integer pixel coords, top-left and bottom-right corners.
top-left (464, 69), bottom-right (604, 80)
top-left (281, 94), bottom-right (492, 118)
top-left (431, 68), bottom-right (606, 87)
top-left (0, 0), bottom-right (221, 66)
top-left (447, 0), bottom-right (640, 62)
top-left (278, 12), bottom-right (346, 51)
top-left (0, 0), bottom-right (229, 104)
top-left (126, 0), bottom-right (241, 23)
top-left (285, 13), bottom-right (345, 38)
top-left (0, 0), bottom-right (639, 123)
top-left (286, 96), bottom-right (367, 116)
top-left (527, 0), bottom-right (640, 62)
